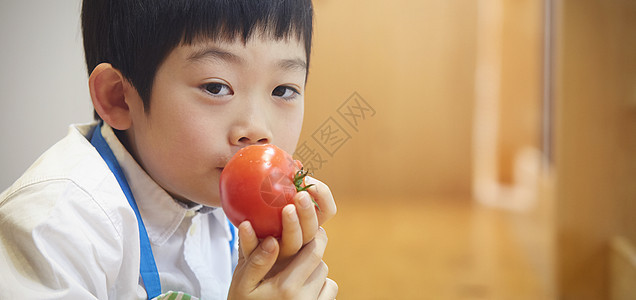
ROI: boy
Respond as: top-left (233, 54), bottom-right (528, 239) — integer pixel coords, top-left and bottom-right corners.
top-left (0, 0), bottom-right (338, 299)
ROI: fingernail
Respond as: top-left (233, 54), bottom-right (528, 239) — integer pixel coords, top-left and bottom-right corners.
top-left (261, 237), bottom-right (276, 253)
top-left (285, 204), bottom-right (298, 221)
top-left (298, 192), bottom-right (311, 209)
top-left (239, 221), bottom-right (253, 236)
top-left (304, 176), bottom-right (317, 186)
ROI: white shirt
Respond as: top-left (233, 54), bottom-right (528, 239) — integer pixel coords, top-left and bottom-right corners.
top-left (0, 123), bottom-right (238, 299)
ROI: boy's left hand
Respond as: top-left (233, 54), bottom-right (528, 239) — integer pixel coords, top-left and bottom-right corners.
top-left (228, 176), bottom-right (338, 299)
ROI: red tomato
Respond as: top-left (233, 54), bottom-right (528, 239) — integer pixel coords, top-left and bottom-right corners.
top-left (219, 144), bottom-right (314, 238)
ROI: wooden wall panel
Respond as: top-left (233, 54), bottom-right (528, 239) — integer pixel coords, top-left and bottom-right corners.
top-left (301, 0), bottom-right (478, 199)
top-left (554, 0), bottom-right (636, 298)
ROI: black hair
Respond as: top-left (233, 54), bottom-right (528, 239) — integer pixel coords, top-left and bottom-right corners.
top-left (82, 0), bottom-right (313, 119)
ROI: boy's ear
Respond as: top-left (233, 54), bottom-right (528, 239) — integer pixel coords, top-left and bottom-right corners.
top-left (89, 63), bottom-right (133, 130)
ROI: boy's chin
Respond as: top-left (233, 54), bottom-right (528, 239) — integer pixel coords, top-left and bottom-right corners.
top-left (198, 199), bottom-right (222, 208)
top-left (172, 192), bottom-right (222, 208)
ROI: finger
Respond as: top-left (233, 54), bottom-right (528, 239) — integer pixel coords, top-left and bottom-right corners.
top-left (304, 176), bottom-right (337, 226)
top-left (276, 227), bottom-right (328, 287)
top-left (317, 278), bottom-right (339, 300)
top-left (304, 261), bottom-right (329, 296)
top-left (295, 191), bottom-right (319, 245)
top-left (238, 236), bottom-right (280, 291)
top-left (238, 221), bottom-right (259, 260)
top-left (279, 204), bottom-right (302, 259)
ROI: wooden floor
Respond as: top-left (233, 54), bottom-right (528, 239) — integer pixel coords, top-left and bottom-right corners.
top-left (322, 196), bottom-right (555, 299)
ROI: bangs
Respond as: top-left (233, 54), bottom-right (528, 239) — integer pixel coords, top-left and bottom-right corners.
top-left (181, 0), bottom-right (313, 48)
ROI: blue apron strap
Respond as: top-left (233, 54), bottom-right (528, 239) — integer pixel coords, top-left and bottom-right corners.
top-left (227, 219), bottom-right (237, 274)
top-left (90, 124), bottom-right (162, 299)
top-left (228, 220), bottom-right (236, 251)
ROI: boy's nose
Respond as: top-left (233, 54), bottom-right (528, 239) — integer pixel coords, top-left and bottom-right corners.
top-left (236, 135), bottom-right (270, 145)
top-left (230, 122), bottom-right (271, 146)
top-left (229, 108), bottom-right (272, 147)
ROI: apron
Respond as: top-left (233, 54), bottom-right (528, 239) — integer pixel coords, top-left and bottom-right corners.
top-left (91, 123), bottom-right (236, 299)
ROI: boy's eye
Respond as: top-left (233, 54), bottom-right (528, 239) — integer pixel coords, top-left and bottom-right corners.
top-left (272, 86), bottom-right (300, 100)
top-left (203, 83), bottom-right (233, 96)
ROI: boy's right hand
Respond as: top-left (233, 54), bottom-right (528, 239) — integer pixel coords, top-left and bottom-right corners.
top-left (227, 222), bottom-right (338, 300)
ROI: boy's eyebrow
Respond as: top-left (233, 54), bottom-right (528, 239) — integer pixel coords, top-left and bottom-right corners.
top-left (186, 46), bottom-right (306, 72)
top-left (187, 48), bottom-right (243, 64)
top-left (278, 58), bottom-right (307, 72)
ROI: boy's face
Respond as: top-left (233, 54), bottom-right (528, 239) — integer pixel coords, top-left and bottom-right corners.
top-left (123, 36), bottom-right (307, 207)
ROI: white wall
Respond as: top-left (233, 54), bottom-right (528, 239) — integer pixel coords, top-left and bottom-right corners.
top-left (0, 0), bottom-right (93, 188)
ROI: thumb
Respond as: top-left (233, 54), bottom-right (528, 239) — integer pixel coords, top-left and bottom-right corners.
top-left (240, 236), bottom-right (279, 291)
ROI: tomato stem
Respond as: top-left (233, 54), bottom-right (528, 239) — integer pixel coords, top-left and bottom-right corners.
top-left (294, 168), bottom-right (321, 212)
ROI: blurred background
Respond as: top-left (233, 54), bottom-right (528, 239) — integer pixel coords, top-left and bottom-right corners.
top-left (1, 0), bottom-right (635, 299)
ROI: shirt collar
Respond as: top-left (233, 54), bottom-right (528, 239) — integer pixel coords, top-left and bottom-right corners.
top-left (98, 123), bottom-right (221, 245)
